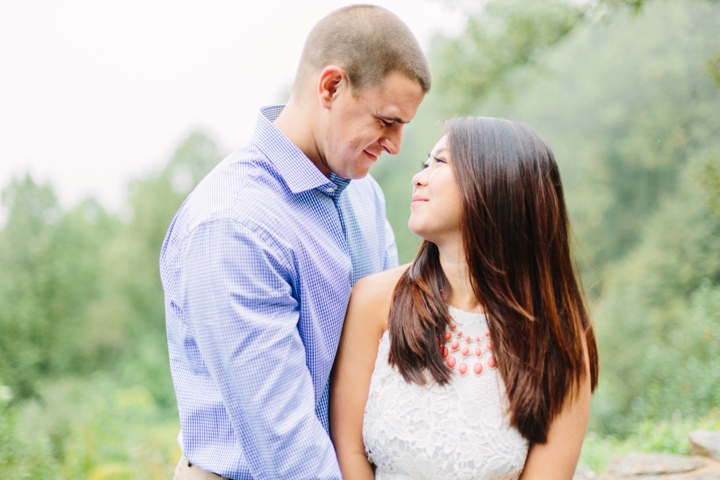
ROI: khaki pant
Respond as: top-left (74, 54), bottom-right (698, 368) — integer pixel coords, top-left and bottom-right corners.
top-left (174, 455), bottom-right (231, 480)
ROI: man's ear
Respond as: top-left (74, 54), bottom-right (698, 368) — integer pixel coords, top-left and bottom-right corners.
top-left (318, 65), bottom-right (347, 109)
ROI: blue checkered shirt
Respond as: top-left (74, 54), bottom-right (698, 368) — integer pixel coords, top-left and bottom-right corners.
top-left (160, 105), bottom-right (398, 479)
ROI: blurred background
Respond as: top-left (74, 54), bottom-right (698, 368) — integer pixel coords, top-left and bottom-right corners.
top-left (1, 0), bottom-right (719, 477)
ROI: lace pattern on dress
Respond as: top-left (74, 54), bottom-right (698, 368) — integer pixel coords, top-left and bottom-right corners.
top-left (363, 306), bottom-right (529, 480)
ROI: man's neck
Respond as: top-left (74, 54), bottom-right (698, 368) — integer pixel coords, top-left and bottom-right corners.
top-left (273, 98), bottom-right (329, 177)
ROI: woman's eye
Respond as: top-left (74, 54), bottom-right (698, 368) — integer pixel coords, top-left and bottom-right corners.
top-left (379, 119), bottom-right (392, 127)
top-left (420, 161), bottom-right (429, 170)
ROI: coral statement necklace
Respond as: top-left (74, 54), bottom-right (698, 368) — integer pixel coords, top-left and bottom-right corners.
top-left (440, 320), bottom-right (497, 376)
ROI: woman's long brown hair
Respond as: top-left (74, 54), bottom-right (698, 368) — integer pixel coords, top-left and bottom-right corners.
top-left (388, 117), bottom-right (599, 444)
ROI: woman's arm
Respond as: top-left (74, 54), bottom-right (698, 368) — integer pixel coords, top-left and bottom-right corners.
top-left (519, 348), bottom-right (593, 480)
top-left (330, 266), bottom-right (407, 480)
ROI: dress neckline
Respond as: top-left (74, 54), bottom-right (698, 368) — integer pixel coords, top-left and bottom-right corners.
top-left (447, 304), bottom-right (487, 319)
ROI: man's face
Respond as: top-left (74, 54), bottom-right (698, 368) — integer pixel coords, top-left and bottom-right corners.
top-left (322, 71), bottom-right (425, 179)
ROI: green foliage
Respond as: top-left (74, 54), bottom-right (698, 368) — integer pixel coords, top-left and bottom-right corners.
top-left (0, 390), bottom-right (58, 478)
top-left (431, 0), bottom-right (584, 115)
top-left (13, 375), bottom-right (179, 479)
top-left (0, 177), bottom-right (121, 397)
top-left (499, 1), bottom-right (719, 269)
top-left (595, 271), bottom-right (720, 433)
top-left (708, 52), bottom-right (720, 86)
top-left (599, 0), bottom-right (646, 12)
top-left (704, 153), bottom-right (720, 214)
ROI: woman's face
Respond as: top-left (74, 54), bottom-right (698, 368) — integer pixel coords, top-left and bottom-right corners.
top-left (408, 135), bottom-right (463, 244)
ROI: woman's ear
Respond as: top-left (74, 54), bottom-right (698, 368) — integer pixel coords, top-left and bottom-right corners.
top-left (317, 65), bottom-right (347, 109)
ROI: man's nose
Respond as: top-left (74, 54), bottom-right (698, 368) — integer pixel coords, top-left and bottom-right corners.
top-left (380, 127), bottom-right (403, 155)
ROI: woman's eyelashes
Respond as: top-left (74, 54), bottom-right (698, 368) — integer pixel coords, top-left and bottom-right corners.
top-left (420, 155), bottom-right (447, 170)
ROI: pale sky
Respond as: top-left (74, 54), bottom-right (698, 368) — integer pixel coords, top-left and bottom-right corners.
top-left (0, 0), bottom-right (466, 211)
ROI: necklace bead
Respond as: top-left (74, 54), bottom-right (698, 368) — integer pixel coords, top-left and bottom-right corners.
top-left (487, 356), bottom-right (497, 369)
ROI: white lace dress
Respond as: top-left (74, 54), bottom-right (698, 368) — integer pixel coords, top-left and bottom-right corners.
top-left (363, 306), bottom-right (529, 480)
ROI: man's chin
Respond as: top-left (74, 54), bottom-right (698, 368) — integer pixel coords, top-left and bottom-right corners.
top-left (329, 154), bottom-right (376, 179)
top-left (335, 163), bottom-right (372, 180)
top-left (341, 170), bottom-right (370, 180)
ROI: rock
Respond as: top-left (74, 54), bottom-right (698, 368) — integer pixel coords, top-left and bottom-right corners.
top-left (607, 452), bottom-right (707, 477)
top-left (690, 431), bottom-right (720, 461)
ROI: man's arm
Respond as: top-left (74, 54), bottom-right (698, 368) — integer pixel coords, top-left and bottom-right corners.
top-left (179, 218), bottom-right (341, 479)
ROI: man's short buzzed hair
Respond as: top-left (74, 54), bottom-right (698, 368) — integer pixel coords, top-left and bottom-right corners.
top-left (295, 4), bottom-right (432, 95)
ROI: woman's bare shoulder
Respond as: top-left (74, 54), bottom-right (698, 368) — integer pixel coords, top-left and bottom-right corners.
top-left (353, 264), bottom-right (409, 298)
top-left (348, 264), bottom-right (410, 333)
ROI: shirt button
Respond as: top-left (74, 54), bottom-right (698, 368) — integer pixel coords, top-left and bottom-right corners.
top-left (325, 187), bottom-right (335, 193)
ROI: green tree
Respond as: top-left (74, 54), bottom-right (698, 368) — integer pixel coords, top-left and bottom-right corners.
top-left (0, 177), bottom-right (119, 398)
top-left (432, 0), bottom-right (585, 115)
top-left (704, 154), bottom-right (720, 215)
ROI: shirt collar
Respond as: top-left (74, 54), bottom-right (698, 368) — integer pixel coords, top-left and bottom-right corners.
top-left (252, 105), bottom-right (351, 196)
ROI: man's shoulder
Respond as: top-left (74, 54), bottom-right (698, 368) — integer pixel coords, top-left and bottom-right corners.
top-left (164, 144), bottom-right (292, 245)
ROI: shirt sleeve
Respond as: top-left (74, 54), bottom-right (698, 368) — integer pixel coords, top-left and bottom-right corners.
top-left (178, 218), bottom-right (342, 480)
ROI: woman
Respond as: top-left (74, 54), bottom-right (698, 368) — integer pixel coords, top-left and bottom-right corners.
top-left (330, 116), bottom-right (599, 479)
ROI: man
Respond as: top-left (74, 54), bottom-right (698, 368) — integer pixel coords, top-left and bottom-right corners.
top-left (161, 5), bottom-right (430, 479)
